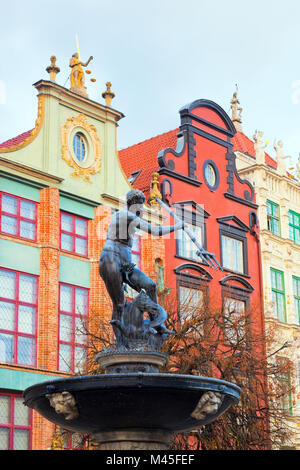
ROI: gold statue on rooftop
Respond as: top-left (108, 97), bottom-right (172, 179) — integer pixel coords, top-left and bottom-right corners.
top-left (69, 52), bottom-right (93, 97)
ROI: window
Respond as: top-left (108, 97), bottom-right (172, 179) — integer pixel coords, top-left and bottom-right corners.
top-left (0, 393), bottom-right (32, 450)
top-left (218, 216), bottom-right (249, 276)
top-left (205, 164), bottom-right (216, 187)
top-left (220, 280), bottom-right (252, 349)
top-left (58, 283), bottom-right (89, 373)
top-left (293, 276), bottom-right (300, 325)
top-left (221, 235), bottom-right (244, 274)
top-left (203, 160), bottom-right (219, 191)
top-left (175, 204), bottom-right (206, 263)
top-left (179, 285), bottom-right (203, 322)
top-left (223, 297), bottom-right (246, 346)
top-left (267, 200), bottom-right (280, 236)
top-left (60, 212), bottom-right (88, 256)
top-left (0, 192), bottom-right (37, 241)
top-left (289, 210), bottom-right (300, 245)
top-left (271, 268), bottom-right (286, 322)
top-left (175, 265), bottom-right (211, 327)
top-left (0, 268), bottom-right (38, 366)
top-left (177, 223), bottom-right (203, 262)
top-left (73, 133), bottom-right (86, 162)
top-left (277, 358), bottom-right (293, 415)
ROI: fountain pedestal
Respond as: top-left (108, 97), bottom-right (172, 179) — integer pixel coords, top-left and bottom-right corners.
top-left (95, 346), bottom-right (168, 374)
top-left (94, 429), bottom-right (172, 450)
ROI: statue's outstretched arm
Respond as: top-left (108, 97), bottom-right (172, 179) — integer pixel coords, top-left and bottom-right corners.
top-left (82, 56), bottom-right (93, 67)
top-left (136, 217), bottom-right (183, 236)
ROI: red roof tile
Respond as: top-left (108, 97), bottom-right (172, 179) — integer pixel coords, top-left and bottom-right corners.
top-left (0, 129), bottom-right (33, 150)
top-left (119, 129), bottom-right (179, 194)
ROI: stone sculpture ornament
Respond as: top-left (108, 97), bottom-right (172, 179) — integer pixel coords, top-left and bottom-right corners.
top-left (253, 130), bottom-right (268, 165)
top-left (46, 391), bottom-right (79, 421)
top-left (190, 391), bottom-right (224, 420)
top-left (273, 139), bottom-right (291, 175)
top-left (231, 91), bottom-right (242, 124)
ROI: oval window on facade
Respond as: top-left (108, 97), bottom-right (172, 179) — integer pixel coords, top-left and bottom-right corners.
top-left (73, 133), bottom-right (86, 162)
top-left (203, 160), bottom-right (219, 191)
top-left (205, 164), bottom-right (216, 187)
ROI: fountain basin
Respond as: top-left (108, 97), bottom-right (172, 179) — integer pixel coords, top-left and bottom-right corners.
top-left (23, 373), bottom-right (240, 437)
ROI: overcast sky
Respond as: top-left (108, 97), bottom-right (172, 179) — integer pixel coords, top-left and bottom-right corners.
top-left (0, 0), bottom-right (300, 169)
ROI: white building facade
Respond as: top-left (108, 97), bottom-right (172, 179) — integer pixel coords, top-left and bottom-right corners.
top-left (232, 93), bottom-right (300, 449)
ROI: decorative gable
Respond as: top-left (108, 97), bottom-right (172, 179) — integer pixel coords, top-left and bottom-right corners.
top-left (217, 215), bottom-right (250, 232)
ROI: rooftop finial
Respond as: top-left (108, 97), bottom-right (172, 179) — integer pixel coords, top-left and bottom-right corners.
top-left (46, 56), bottom-right (60, 82)
top-left (231, 85), bottom-right (242, 132)
top-left (102, 82), bottom-right (115, 107)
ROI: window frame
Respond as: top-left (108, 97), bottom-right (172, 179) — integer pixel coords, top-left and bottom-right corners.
top-left (0, 191), bottom-right (38, 242)
top-left (0, 267), bottom-right (38, 367)
top-left (73, 132), bottom-right (87, 163)
top-left (292, 275), bottom-right (300, 325)
top-left (178, 283), bottom-right (204, 324)
top-left (176, 268), bottom-right (210, 323)
top-left (267, 200), bottom-right (281, 236)
top-left (202, 159), bottom-right (220, 192)
top-left (175, 204), bottom-right (208, 265)
top-left (276, 357), bottom-right (293, 415)
top-left (221, 285), bottom-right (250, 348)
top-left (289, 210), bottom-right (300, 245)
top-left (58, 282), bottom-right (89, 374)
top-left (218, 220), bottom-right (249, 276)
top-left (60, 211), bottom-right (89, 257)
top-left (270, 268), bottom-right (286, 323)
top-left (0, 392), bottom-right (32, 450)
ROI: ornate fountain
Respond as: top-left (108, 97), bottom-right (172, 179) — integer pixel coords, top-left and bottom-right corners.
top-left (23, 190), bottom-right (240, 450)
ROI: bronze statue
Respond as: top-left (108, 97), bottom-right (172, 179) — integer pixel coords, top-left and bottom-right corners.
top-left (99, 189), bottom-right (183, 347)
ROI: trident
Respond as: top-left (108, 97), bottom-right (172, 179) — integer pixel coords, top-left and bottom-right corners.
top-left (155, 198), bottom-right (223, 270)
